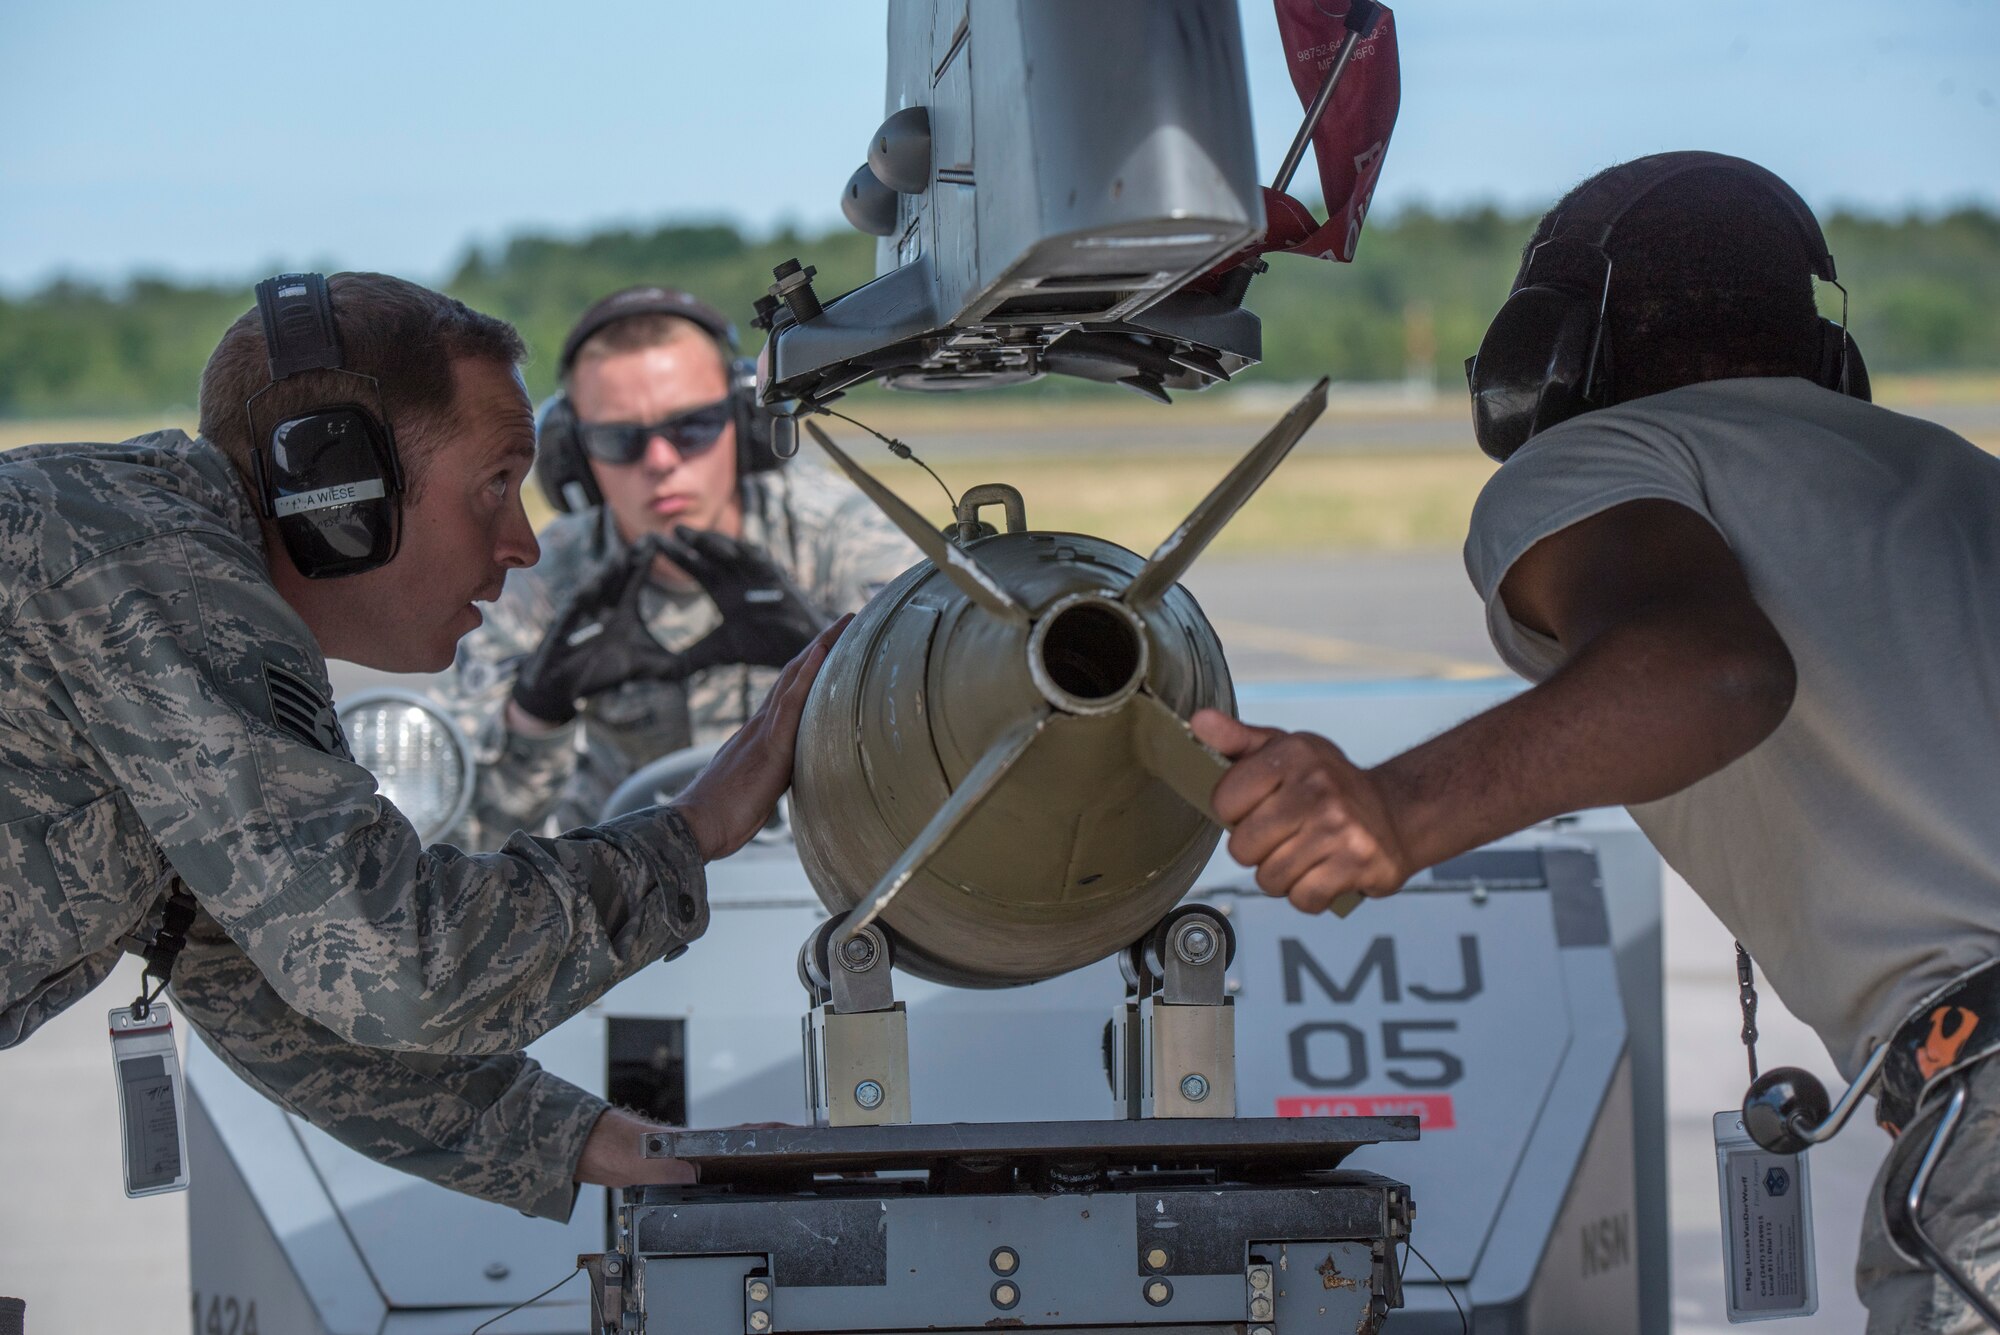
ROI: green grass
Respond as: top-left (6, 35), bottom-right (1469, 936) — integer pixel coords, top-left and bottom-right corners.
top-left (7, 368), bottom-right (1994, 555)
top-left (0, 410), bottom-right (1498, 553)
top-left (917, 450), bottom-right (1497, 555)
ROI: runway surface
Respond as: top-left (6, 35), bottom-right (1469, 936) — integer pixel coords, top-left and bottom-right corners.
top-left (1, 549), bottom-right (1889, 1332)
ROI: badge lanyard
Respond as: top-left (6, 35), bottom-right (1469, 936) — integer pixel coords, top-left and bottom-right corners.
top-left (1715, 944), bottom-right (1818, 1321)
top-left (108, 887), bottom-right (198, 1197)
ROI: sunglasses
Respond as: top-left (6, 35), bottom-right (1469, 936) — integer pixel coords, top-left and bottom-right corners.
top-left (577, 398), bottom-right (733, 465)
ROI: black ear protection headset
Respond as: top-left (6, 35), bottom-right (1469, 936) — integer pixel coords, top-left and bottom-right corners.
top-left (244, 273), bottom-right (406, 578)
top-left (1466, 151), bottom-right (1870, 463)
top-left (533, 286), bottom-right (783, 514)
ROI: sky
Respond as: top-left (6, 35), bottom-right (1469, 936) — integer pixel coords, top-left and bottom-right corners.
top-left (2, 0), bottom-right (1995, 293)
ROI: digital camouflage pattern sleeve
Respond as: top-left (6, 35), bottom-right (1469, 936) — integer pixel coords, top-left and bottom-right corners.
top-left (170, 908), bottom-right (605, 1220)
top-left (13, 510), bottom-right (710, 1055)
top-left (0, 433), bottom-right (689, 1216)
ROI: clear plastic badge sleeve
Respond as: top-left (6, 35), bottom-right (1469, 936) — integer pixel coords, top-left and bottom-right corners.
top-left (108, 1004), bottom-right (190, 1197)
top-left (1712, 1110), bottom-right (1816, 1321)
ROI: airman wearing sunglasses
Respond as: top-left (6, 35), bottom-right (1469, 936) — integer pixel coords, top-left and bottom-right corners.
top-left (435, 288), bottom-right (918, 845)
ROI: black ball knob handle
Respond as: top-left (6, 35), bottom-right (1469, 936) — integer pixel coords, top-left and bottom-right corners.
top-left (1742, 1066), bottom-right (1832, 1154)
top-left (841, 164), bottom-right (899, 237)
top-left (868, 106), bottom-right (932, 195)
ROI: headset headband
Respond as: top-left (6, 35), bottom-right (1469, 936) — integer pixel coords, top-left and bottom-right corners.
top-left (557, 287), bottom-right (739, 378)
top-left (1522, 151), bottom-right (1837, 289)
top-left (256, 273), bottom-right (346, 379)
top-left (1468, 153), bottom-right (1863, 462)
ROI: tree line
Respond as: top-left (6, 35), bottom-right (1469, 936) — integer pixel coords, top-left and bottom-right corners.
top-left (3, 204), bottom-right (1995, 419)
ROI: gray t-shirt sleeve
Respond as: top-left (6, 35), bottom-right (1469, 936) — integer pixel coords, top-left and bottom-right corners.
top-left (1463, 412), bottom-right (1716, 680)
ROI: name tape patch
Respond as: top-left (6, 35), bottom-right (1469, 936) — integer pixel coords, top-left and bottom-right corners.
top-left (272, 478), bottom-right (387, 517)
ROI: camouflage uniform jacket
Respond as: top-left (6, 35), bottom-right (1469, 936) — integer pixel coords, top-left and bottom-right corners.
top-left (436, 461), bottom-right (918, 844)
top-left (0, 431), bottom-right (712, 1219)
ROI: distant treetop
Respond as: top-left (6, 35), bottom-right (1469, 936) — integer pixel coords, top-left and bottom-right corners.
top-left (2, 205), bottom-right (1994, 419)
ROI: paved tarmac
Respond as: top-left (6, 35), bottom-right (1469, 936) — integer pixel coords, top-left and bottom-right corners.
top-left (0, 549), bottom-right (1897, 1333)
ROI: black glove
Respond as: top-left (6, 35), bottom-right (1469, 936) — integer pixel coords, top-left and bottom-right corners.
top-left (656, 526), bottom-right (828, 676)
top-left (511, 537), bottom-right (686, 726)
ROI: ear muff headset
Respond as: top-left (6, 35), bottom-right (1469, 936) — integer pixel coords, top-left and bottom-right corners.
top-left (1466, 151), bottom-right (1871, 463)
top-left (245, 273), bottom-right (406, 578)
top-left (533, 286), bottom-right (783, 514)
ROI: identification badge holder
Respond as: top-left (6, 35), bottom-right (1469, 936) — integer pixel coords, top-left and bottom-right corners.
top-left (1712, 1111), bottom-right (1815, 1321)
top-left (109, 1002), bottom-right (190, 1197)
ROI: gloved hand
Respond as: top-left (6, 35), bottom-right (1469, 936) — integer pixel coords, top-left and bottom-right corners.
top-left (656, 526), bottom-right (828, 676)
top-left (511, 537), bottom-right (685, 726)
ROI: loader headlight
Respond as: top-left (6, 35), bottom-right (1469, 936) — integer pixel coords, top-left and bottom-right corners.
top-left (336, 690), bottom-right (473, 843)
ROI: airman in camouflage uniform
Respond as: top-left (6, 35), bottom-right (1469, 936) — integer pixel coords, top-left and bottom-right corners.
top-left (435, 464), bottom-right (918, 844)
top-left (0, 271), bottom-right (829, 1221)
top-left (0, 429), bottom-right (728, 1216)
top-left (429, 285), bottom-right (918, 846)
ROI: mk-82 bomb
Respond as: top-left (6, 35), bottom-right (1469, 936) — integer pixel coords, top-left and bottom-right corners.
top-left (791, 381), bottom-right (1345, 987)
